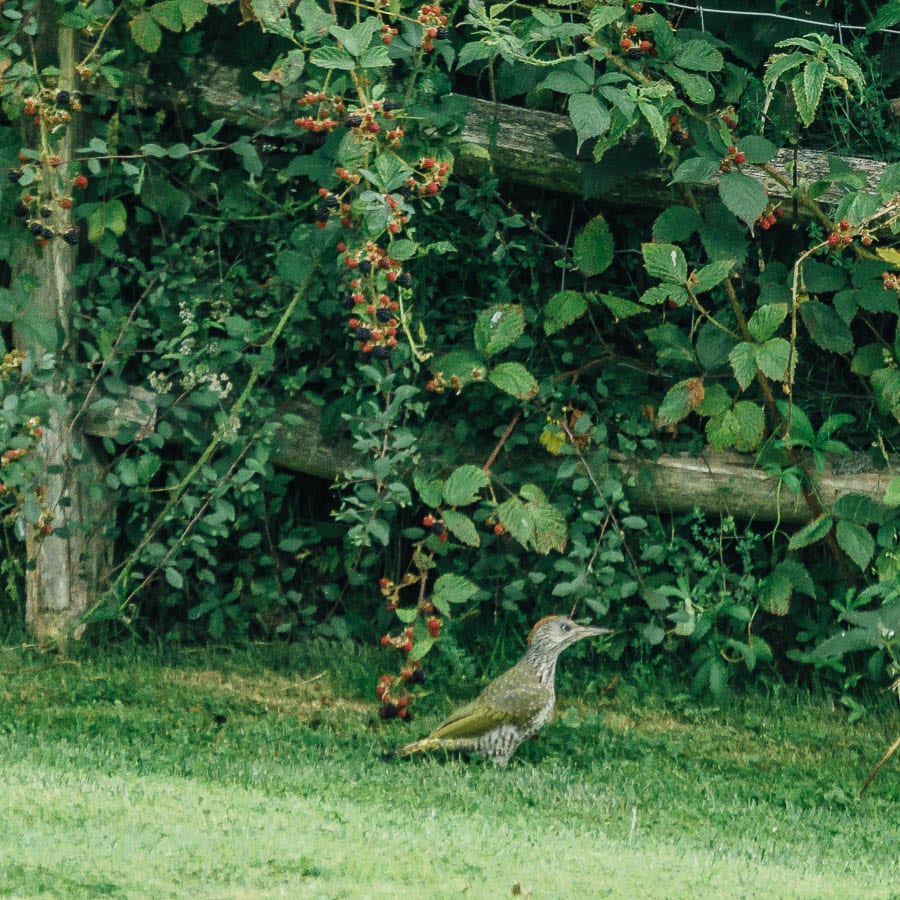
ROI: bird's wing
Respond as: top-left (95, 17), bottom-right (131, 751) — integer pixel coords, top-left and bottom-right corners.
top-left (427, 672), bottom-right (547, 740)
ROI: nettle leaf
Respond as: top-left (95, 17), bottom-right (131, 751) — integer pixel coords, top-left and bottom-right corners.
top-left (755, 337), bottom-right (791, 382)
top-left (736, 135), bottom-right (777, 164)
top-left (642, 243), bottom-right (687, 283)
top-left (674, 39), bottom-right (723, 72)
top-left (544, 290), bottom-right (587, 334)
top-left (442, 464), bottom-right (489, 506)
top-left (130, 12), bottom-right (162, 51)
top-left (800, 300), bottom-right (854, 354)
top-left (728, 341), bottom-right (757, 390)
top-left (433, 573), bottom-right (479, 607)
top-left (671, 157), bottom-right (720, 185)
top-left (474, 304), bottom-right (525, 356)
top-left (718, 172), bottom-right (767, 227)
top-left (652, 206), bottom-right (701, 243)
top-left (693, 259), bottom-right (735, 293)
top-left (705, 400), bottom-right (764, 452)
top-left (788, 513), bottom-right (833, 551)
top-left (793, 60), bottom-right (826, 127)
top-left (836, 520), bottom-right (874, 570)
top-left (442, 509), bottom-right (480, 547)
top-left (568, 93), bottom-right (611, 153)
top-left (489, 362), bottom-right (539, 400)
top-left (573, 215), bottom-right (614, 277)
top-left (747, 303), bottom-right (788, 342)
top-left (764, 51), bottom-right (806, 86)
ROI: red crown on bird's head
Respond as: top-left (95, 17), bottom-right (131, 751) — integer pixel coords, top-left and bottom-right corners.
top-left (527, 615), bottom-right (565, 645)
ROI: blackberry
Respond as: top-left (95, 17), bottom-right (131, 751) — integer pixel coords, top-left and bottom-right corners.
top-left (409, 668), bottom-right (426, 685)
top-left (323, 194), bottom-right (339, 209)
top-left (396, 272), bottom-right (412, 288)
top-left (376, 307), bottom-right (392, 323)
top-left (398, 186), bottom-right (412, 199)
top-left (358, 258), bottom-right (372, 275)
top-left (8, 170), bottom-right (22, 184)
top-left (373, 345), bottom-right (390, 359)
top-left (356, 325), bottom-right (372, 341)
top-left (343, 113), bottom-right (363, 128)
top-left (28, 222), bottom-right (43, 235)
top-left (314, 205), bottom-right (330, 222)
top-left (430, 522), bottom-right (446, 536)
top-left (341, 293), bottom-right (355, 310)
top-left (40, 206), bottom-right (52, 218)
top-left (435, 26), bottom-right (448, 39)
top-left (14, 202), bottom-right (28, 218)
top-left (61, 227), bottom-right (79, 246)
top-left (383, 99), bottom-right (401, 112)
top-left (56, 90), bottom-right (71, 107)
top-left (627, 47), bottom-right (644, 60)
top-left (379, 702), bottom-right (399, 720)
top-left (671, 130), bottom-right (687, 146)
top-left (39, 226), bottom-right (54, 239)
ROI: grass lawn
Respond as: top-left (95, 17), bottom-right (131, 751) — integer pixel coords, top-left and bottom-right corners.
top-left (0, 640), bottom-right (897, 898)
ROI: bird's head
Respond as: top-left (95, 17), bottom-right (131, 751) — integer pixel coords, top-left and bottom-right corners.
top-left (526, 615), bottom-right (612, 657)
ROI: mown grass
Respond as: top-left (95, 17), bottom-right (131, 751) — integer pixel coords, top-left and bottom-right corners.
top-left (0, 640), bottom-right (897, 898)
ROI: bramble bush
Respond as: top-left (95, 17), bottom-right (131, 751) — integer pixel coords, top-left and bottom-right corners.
top-left (1, 0), bottom-right (899, 707)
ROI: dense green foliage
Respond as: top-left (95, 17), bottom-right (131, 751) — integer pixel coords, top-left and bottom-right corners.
top-left (1, 642), bottom-right (898, 895)
top-left (1, 1), bottom-right (899, 706)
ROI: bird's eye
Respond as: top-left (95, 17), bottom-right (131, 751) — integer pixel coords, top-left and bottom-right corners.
top-left (560, 622), bottom-right (571, 632)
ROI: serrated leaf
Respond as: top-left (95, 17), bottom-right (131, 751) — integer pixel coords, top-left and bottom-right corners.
top-left (474, 304), bottom-right (525, 356)
top-left (836, 520), bottom-right (874, 571)
top-left (642, 243), bottom-right (687, 283)
top-left (705, 400), bottom-right (764, 452)
top-left (728, 341), bottom-right (757, 390)
top-left (150, 1), bottom-right (183, 31)
top-left (588, 5), bottom-right (623, 29)
top-left (179, 0), bottom-right (207, 29)
top-left (129, 12), bottom-right (162, 51)
top-left (736, 135), bottom-right (777, 164)
top-left (310, 46), bottom-right (356, 69)
top-left (657, 379), bottom-right (703, 427)
top-left (432, 349), bottom-right (485, 390)
top-left (652, 206), bottom-right (701, 243)
top-left (693, 259), bottom-right (735, 293)
top-left (799, 300), bottom-right (854, 354)
top-left (638, 101), bottom-right (667, 152)
top-left (764, 51), bottom-right (806, 86)
top-left (759, 568), bottom-right (791, 615)
top-left (747, 303), bottom-right (788, 342)
top-left (359, 45), bottom-right (392, 68)
top-left (755, 337), bottom-right (791, 381)
top-left (664, 66), bottom-right (715, 104)
top-left (442, 509), bottom-right (480, 547)
top-left (568, 93), bottom-right (611, 152)
top-left (433, 573), bottom-right (479, 606)
top-left (252, 0), bottom-right (295, 37)
top-left (674, 39), bottom-right (723, 72)
top-left (671, 157), bottom-right (720, 185)
top-left (86, 199), bottom-right (127, 243)
top-left (489, 362), bottom-right (539, 400)
top-left (442, 464), bottom-right (489, 507)
top-left (538, 70), bottom-right (593, 95)
top-left (544, 290), bottom-right (587, 334)
top-left (573, 215), bottom-right (614, 277)
top-left (414, 475), bottom-right (443, 509)
top-left (788, 514), bottom-right (833, 551)
top-left (597, 293), bottom-right (646, 319)
top-left (794, 60), bottom-right (826, 127)
top-left (718, 172), bottom-right (767, 227)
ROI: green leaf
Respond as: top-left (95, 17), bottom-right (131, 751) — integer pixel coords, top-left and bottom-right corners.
top-left (538, 70), bottom-right (594, 95)
top-left (442, 464), bottom-right (489, 507)
top-left (646, 323), bottom-right (695, 367)
top-left (788, 514), bottom-right (833, 551)
top-left (597, 293), bottom-right (646, 319)
top-left (670, 157), bottom-right (720, 185)
top-left (310, 46), bottom-right (356, 69)
top-left (835, 521), bottom-right (874, 571)
top-left (129, 12), bottom-right (162, 52)
top-left (544, 290), bottom-right (587, 334)
top-left (414, 475), bottom-right (443, 509)
top-left (359, 46), bottom-right (392, 68)
top-left (233, 139), bottom-right (263, 177)
top-left (474, 304), bottom-right (525, 356)
top-left (799, 259), bottom-right (848, 293)
top-left (433, 573), bottom-right (479, 606)
top-left (573, 215), bottom-right (614, 277)
top-left (736, 135), bottom-right (777, 164)
top-left (588, 5), bottom-right (623, 29)
top-left (755, 337), bottom-right (791, 382)
top-left (252, 0), bottom-right (295, 38)
top-left (764, 51), bottom-right (806, 86)
top-left (489, 362), bottom-right (539, 400)
top-left (728, 341), bottom-right (757, 390)
top-left (868, 1), bottom-right (900, 31)
top-left (442, 509), bottom-right (480, 547)
top-left (705, 400), bottom-right (764, 452)
top-left (652, 206), bottom-right (701, 243)
top-left (657, 379), bottom-right (702, 427)
top-left (638, 101), bottom-right (667, 152)
top-left (747, 303), bottom-right (788, 342)
top-left (179, 0), bottom-right (207, 30)
top-left (799, 300), bottom-right (854, 354)
top-left (793, 60), bottom-right (826, 127)
top-left (86, 199), bottom-right (128, 243)
top-left (276, 249), bottom-right (315, 286)
top-left (568, 94), bottom-right (611, 153)
top-left (165, 566), bottom-right (184, 589)
top-left (642, 243), bottom-right (687, 283)
top-left (700, 200), bottom-right (750, 265)
top-left (759, 567), bottom-right (791, 615)
top-left (498, 485), bottom-right (567, 554)
top-left (693, 259), bottom-right (735, 293)
top-left (149, 1), bottom-right (183, 31)
top-left (718, 172), bottom-right (767, 227)
top-left (664, 67), bottom-right (715, 104)
top-left (674, 39), bottom-right (723, 72)
top-left (432, 349), bottom-right (485, 389)
top-left (884, 476), bottom-right (900, 507)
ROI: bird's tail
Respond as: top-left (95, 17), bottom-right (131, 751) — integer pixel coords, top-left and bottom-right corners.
top-left (395, 737), bottom-right (446, 758)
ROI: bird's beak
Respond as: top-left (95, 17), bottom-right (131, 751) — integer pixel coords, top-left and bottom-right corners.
top-left (578, 625), bottom-right (613, 638)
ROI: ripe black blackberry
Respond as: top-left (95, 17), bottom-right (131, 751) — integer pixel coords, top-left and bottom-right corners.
top-left (627, 47), bottom-right (643, 60)
top-left (314, 205), bottom-right (330, 222)
top-left (39, 226), bottom-right (54, 239)
top-left (671, 130), bottom-right (688, 146)
top-left (28, 222), bottom-right (43, 235)
top-left (323, 194), bottom-right (339, 209)
top-left (396, 272), bottom-right (412, 287)
top-left (14, 202), bottom-right (28, 218)
top-left (379, 702), bottom-right (399, 720)
top-left (8, 170), bottom-right (22, 183)
top-left (341, 293), bottom-right (355, 310)
top-left (61, 227), bottom-right (80, 246)
top-left (383, 99), bottom-right (401, 112)
top-left (409, 668), bottom-right (426, 685)
top-left (373, 345), bottom-right (390, 359)
top-left (376, 307), bottom-right (392, 322)
top-left (40, 206), bottom-right (52, 218)
top-left (356, 325), bottom-right (372, 341)
top-left (430, 522), bottom-right (446, 536)
top-left (435, 26), bottom-right (448, 39)
top-left (56, 90), bottom-right (71, 107)
top-left (343, 113), bottom-right (363, 128)
top-left (358, 258), bottom-right (372, 274)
